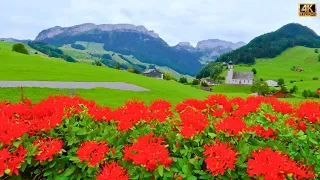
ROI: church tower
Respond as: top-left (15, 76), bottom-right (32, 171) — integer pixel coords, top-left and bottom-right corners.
top-left (226, 61), bottom-right (234, 83)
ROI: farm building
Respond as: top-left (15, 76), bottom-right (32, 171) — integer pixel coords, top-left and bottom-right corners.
top-left (265, 80), bottom-right (278, 87)
top-left (225, 61), bottom-right (254, 85)
top-left (142, 69), bottom-right (163, 79)
top-left (273, 90), bottom-right (294, 98)
top-left (200, 78), bottom-right (219, 86)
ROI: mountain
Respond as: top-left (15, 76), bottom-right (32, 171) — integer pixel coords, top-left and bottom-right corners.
top-left (173, 39), bottom-right (246, 61)
top-left (215, 23), bottom-right (320, 65)
top-left (34, 23), bottom-right (203, 76)
top-left (0, 38), bottom-right (31, 44)
top-left (197, 23), bottom-right (320, 78)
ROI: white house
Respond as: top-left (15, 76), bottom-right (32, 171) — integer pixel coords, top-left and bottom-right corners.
top-left (225, 61), bottom-right (254, 85)
top-left (142, 69), bottom-right (164, 79)
top-left (265, 80), bottom-right (278, 87)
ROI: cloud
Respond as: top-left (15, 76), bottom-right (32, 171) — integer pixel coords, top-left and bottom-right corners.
top-left (0, 0), bottom-right (319, 46)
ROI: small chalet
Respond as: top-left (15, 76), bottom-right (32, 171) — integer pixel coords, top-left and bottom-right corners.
top-left (296, 68), bottom-right (304, 72)
top-left (142, 69), bottom-right (163, 79)
top-left (265, 80), bottom-right (278, 87)
top-left (200, 78), bottom-right (219, 86)
top-left (272, 90), bottom-right (294, 98)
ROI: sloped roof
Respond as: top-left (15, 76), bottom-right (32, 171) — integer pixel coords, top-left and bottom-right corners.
top-left (232, 72), bottom-right (254, 80)
top-left (143, 69), bottom-right (162, 74)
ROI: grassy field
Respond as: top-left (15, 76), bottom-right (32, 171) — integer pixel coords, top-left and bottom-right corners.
top-left (221, 46), bottom-right (320, 96)
top-left (0, 41), bottom-right (211, 107)
top-left (0, 42), bottom-right (318, 106)
top-left (60, 41), bottom-right (193, 80)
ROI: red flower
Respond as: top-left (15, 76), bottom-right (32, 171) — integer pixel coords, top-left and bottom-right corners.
top-left (215, 116), bottom-right (247, 136)
top-left (33, 138), bottom-right (63, 162)
top-left (264, 113), bottom-right (277, 122)
top-left (174, 99), bottom-right (207, 113)
top-left (247, 148), bottom-right (315, 180)
top-left (0, 145), bottom-right (27, 177)
top-left (203, 140), bottom-right (237, 176)
top-left (204, 94), bottom-right (233, 117)
top-left (284, 118), bottom-right (307, 132)
top-left (88, 105), bottom-right (113, 122)
top-left (96, 162), bottom-right (129, 180)
top-left (295, 101), bottom-right (320, 123)
top-left (148, 100), bottom-right (173, 122)
top-left (113, 100), bottom-right (149, 131)
top-left (249, 125), bottom-right (276, 139)
top-left (123, 133), bottom-right (173, 171)
top-left (76, 141), bottom-right (110, 167)
top-left (179, 107), bottom-right (208, 138)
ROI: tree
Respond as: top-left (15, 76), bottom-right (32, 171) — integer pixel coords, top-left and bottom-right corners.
top-left (252, 68), bottom-right (257, 75)
top-left (12, 43), bottom-right (29, 55)
top-left (179, 77), bottom-right (188, 84)
top-left (289, 85), bottom-right (298, 94)
top-left (302, 90), bottom-right (308, 98)
top-left (315, 48), bottom-right (318, 53)
top-left (163, 72), bottom-right (174, 80)
top-left (280, 85), bottom-right (289, 93)
top-left (201, 81), bottom-right (209, 87)
top-left (278, 78), bottom-right (285, 86)
top-left (114, 63), bottom-right (120, 69)
top-left (127, 67), bottom-right (134, 72)
top-left (251, 81), bottom-right (270, 95)
top-left (192, 79), bottom-right (200, 86)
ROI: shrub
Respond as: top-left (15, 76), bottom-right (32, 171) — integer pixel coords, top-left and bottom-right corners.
top-left (251, 81), bottom-right (269, 95)
top-left (35, 51), bottom-right (38, 54)
top-left (114, 63), bottom-right (120, 69)
top-left (192, 79), bottom-right (200, 86)
top-left (277, 78), bottom-right (284, 86)
top-left (290, 80), bottom-right (294, 83)
top-left (163, 72), bottom-right (174, 81)
top-left (289, 85), bottom-right (298, 94)
top-left (251, 68), bottom-right (257, 75)
top-left (201, 81), bottom-right (209, 87)
top-left (0, 95), bottom-right (319, 179)
top-left (179, 77), bottom-right (188, 84)
top-left (315, 48), bottom-right (319, 53)
top-left (318, 54), bottom-right (320, 62)
top-left (313, 77), bottom-right (318, 80)
top-left (12, 43), bottom-right (29, 55)
top-left (71, 44), bottom-right (86, 50)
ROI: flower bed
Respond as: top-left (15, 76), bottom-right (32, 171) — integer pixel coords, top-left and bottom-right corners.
top-left (0, 95), bottom-right (320, 179)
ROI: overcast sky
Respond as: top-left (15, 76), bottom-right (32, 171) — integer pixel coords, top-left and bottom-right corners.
top-left (1, 0), bottom-right (319, 46)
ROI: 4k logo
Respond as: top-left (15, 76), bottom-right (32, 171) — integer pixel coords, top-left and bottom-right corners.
top-left (299, 3), bottom-right (317, 17)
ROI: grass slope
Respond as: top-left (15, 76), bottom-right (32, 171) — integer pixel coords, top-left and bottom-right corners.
top-left (0, 42), bottom-right (210, 107)
top-left (60, 41), bottom-right (194, 80)
top-left (220, 46), bottom-right (320, 97)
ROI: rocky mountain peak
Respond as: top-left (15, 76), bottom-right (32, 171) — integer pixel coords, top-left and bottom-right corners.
top-left (35, 23), bottom-right (160, 41)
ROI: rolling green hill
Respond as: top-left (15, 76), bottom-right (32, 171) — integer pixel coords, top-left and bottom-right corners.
top-left (219, 46), bottom-right (320, 97)
top-left (59, 41), bottom-right (194, 80)
top-left (209, 23), bottom-right (320, 66)
top-left (0, 41), bottom-right (210, 107)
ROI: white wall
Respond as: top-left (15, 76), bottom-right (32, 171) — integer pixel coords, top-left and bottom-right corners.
top-left (226, 79), bottom-right (253, 85)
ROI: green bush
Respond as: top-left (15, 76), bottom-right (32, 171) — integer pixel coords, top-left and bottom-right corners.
top-left (179, 77), bottom-right (188, 84)
top-left (12, 43), bottom-right (29, 55)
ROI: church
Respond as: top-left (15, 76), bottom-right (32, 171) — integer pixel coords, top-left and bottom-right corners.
top-left (225, 61), bottom-right (254, 85)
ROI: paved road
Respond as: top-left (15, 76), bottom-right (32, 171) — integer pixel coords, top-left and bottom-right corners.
top-left (0, 81), bottom-right (149, 91)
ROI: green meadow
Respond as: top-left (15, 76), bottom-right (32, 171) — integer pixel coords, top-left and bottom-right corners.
top-left (0, 42), bottom-right (318, 107)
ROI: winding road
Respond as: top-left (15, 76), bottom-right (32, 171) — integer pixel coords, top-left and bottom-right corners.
top-left (0, 81), bottom-right (149, 91)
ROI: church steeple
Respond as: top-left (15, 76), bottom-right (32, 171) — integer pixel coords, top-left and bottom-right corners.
top-left (228, 61), bottom-right (233, 70)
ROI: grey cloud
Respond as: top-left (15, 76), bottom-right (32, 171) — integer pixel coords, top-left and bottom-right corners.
top-left (0, 0), bottom-right (319, 46)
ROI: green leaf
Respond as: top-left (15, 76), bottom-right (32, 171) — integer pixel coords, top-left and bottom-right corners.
top-left (13, 141), bottom-right (21, 148)
top-left (44, 171), bottom-right (52, 176)
top-left (61, 165), bottom-right (77, 177)
top-left (208, 133), bottom-right (216, 138)
top-left (182, 165), bottom-right (189, 175)
top-left (158, 165), bottom-right (164, 177)
top-left (4, 169), bottom-right (10, 175)
top-left (187, 175), bottom-right (197, 180)
top-left (298, 135), bottom-right (307, 141)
